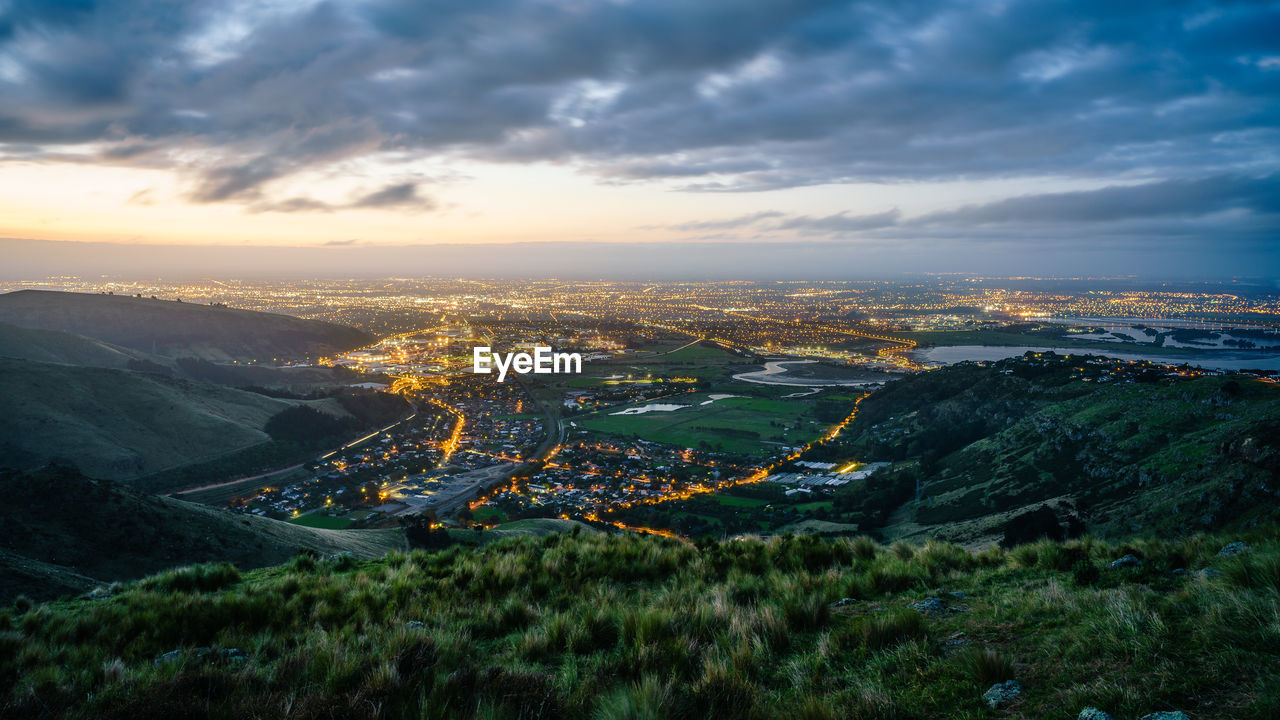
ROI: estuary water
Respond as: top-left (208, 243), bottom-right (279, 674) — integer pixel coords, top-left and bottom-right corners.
top-left (915, 345), bottom-right (1280, 372)
top-left (731, 359), bottom-right (885, 387)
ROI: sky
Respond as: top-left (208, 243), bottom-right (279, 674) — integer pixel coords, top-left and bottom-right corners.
top-left (0, 0), bottom-right (1278, 279)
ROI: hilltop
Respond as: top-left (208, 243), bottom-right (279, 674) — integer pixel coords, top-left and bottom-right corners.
top-left (0, 356), bottom-right (408, 484)
top-left (0, 290), bottom-right (373, 362)
top-left (0, 466), bottom-right (406, 603)
top-left (3, 528), bottom-right (1277, 719)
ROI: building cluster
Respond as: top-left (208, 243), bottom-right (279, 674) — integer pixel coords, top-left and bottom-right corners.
top-left (471, 437), bottom-right (747, 522)
top-left (230, 407), bottom-right (454, 524)
top-left (764, 461), bottom-right (891, 492)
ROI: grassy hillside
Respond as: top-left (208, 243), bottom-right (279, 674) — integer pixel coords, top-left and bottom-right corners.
top-left (0, 290), bottom-right (373, 362)
top-left (0, 357), bottom-right (407, 484)
top-left (822, 355), bottom-right (1280, 544)
top-left (0, 357), bottom-right (301, 480)
top-left (0, 322), bottom-right (156, 369)
top-left (0, 322), bottom-right (377, 400)
top-left (0, 466), bottom-right (405, 603)
top-left (3, 529), bottom-right (1277, 719)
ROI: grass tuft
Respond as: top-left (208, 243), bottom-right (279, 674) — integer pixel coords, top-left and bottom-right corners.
top-left (860, 609), bottom-right (926, 650)
top-left (961, 647), bottom-right (1016, 687)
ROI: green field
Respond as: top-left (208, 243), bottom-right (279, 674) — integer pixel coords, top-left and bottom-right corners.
top-left (710, 494), bottom-right (770, 508)
top-left (577, 393), bottom-right (821, 455)
top-left (524, 341), bottom-right (743, 412)
top-left (567, 343), bottom-right (742, 385)
top-left (532, 342), bottom-right (863, 456)
top-left (289, 513), bottom-right (355, 530)
top-left (472, 505), bottom-right (507, 523)
top-left (445, 518), bottom-right (599, 546)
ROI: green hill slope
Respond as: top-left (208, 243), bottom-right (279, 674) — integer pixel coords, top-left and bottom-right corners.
top-left (0, 357), bottom-right (304, 480)
top-left (0, 290), bottom-right (373, 362)
top-left (0, 322), bottom-right (158, 369)
top-left (0, 356), bottom-right (410, 484)
top-left (0, 466), bottom-right (405, 603)
top-left (823, 354), bottom-right (1280, 544)
top-left (0, 322), bottom-right (364, 389)
top-left (3, 529), bottom-right (1277, 719)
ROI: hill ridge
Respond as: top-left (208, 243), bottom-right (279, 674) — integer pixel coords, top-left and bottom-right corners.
top-left (0, 289), bottom-right (373, 362)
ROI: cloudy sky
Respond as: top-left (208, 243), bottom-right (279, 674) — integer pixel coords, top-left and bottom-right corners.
top-left (1, 0), bottom-right (1277, 278)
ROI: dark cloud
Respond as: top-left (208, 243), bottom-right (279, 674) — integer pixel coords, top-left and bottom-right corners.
top-left (661, 211), bottom-right (785, 232)
top-left (350, 182), bottom-right (435, 210)
top-left (188, 159), bottom-right (281, 203)
top-left (775, 209), bottom-right (901, 235)
top-left (654, 173), bottom-right (1279, 241)
top-left (913, 175), bottom-right (1280, 225)
top-left (0, 0), bottom-right (1276, 235)
top-left (251, 197), bottom-right (335, 214)
top-left (248, 182), bottom-right (436, 214)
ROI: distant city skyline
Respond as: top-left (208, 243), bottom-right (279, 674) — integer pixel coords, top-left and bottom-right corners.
top-left (1, 0), bottom-right (1277, 277)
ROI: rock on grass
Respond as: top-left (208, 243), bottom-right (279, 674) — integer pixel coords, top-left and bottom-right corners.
top-left (982, 680), bottom-right (1022, 709)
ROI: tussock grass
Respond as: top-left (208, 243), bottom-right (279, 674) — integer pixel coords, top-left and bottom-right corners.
top-left (961, 647), bottom-right (1016, 686)
top-left (4, 529), bottom-right (1280, 719)
top-left (854, 608), bottom-right (927, 650)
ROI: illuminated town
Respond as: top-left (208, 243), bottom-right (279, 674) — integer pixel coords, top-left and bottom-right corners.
top-left (10, 276), bottom-right (1278, 537)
